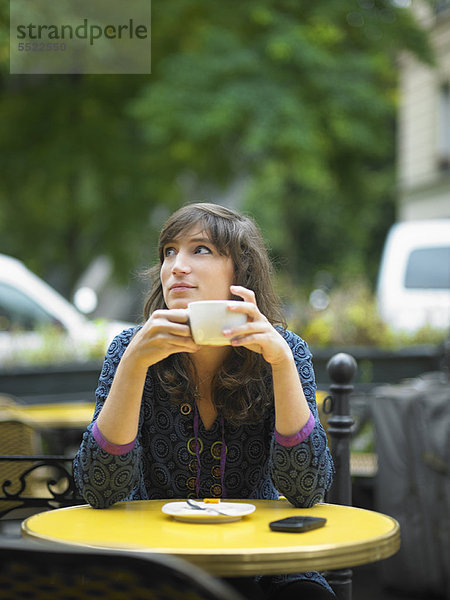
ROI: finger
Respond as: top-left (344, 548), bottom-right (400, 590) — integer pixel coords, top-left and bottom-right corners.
top-left (230, 285), bottom-right (256, 304)
top-left (157, 334), bottom-right (200, 353)
top-left (227, 300), bottom-right (257, 316)
top-left (148, 319), bottom-right (193, 338)
top-left (227, 302), bottom-right (264, 327)
top-left (165, 322), bottom-right (194, 337)
top-left (151, 309), bottom-right (189, 323)
top-left (167, 338), bottom-right (200, 352)
top-left (229, 334), bottom-right (263, 351)
top-left (223, 321), bottom-right (265, 338)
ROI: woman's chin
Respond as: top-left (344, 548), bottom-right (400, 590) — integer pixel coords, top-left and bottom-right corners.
top-left (167, 300), bottom-right (189, 310)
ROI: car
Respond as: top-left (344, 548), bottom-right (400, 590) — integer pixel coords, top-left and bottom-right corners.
top-left (376, 219), bottom-right (450, 333)
top-left (0, 254), bottom-right (133, 366)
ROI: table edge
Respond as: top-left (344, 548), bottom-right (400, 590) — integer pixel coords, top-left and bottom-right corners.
top-left (22, 509), bottom-right (401, 577)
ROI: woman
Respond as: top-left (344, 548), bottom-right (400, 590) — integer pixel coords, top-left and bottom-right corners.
top-left (74, 203), bottom-right (335, 599)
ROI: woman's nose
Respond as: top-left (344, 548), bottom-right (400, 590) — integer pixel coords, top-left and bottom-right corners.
top-left (171, 251), bottom-right (192, 274)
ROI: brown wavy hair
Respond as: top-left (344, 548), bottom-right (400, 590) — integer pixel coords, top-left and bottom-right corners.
top-left (143, 202), bottom-right (287, 424)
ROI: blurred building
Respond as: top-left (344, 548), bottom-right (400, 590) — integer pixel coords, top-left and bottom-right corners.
top-left (397, 0), bottom-right (450, 220)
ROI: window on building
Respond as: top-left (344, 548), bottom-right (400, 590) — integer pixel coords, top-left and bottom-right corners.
top-left (437, 82), bottom-right (450, 170)
top-left (435, 0), bottom-right (450, 14)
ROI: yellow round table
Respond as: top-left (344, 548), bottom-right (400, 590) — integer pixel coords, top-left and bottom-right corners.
top-left (3, 402), bottom-right (94, 429)
top-left (22, 500), bottom-right (400, 577)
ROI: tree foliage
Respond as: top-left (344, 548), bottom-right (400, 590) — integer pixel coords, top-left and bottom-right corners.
top-left (0, 73), bottom-right (152, 293)
top-left (0, 0), bottom-right (433, 296)
top-left (133, 0), bottom-right (433, 285)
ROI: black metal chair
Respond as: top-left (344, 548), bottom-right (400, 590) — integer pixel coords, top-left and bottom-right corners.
top-left (0, 400), bottom-right (44, 519)
top-left (0, 394), bottom-right (83, 522)
top-left (0, 539), bottom-right (244, 600)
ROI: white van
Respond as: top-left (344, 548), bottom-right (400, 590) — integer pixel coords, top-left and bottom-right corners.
top-left (376, 219), bottom-right (450, 333)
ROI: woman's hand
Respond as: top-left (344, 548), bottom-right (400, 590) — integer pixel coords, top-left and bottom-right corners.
top-left (224, 285), bottom-right (291, 367)
top-left (226, 285), bottom-right (311, 436)
top-left (125, 308), bottom-right (199, 369)
top-left (96, 309), bottom-right (199, 446)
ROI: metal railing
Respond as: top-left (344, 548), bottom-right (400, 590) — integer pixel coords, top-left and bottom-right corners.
top-left (0, 455), bottom-right (83, 518)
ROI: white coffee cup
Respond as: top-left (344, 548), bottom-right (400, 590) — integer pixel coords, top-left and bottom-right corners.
top-left (188, 300), bottom-right (247, 345)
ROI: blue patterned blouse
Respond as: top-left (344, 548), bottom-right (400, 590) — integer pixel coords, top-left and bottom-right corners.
top-left (73, 327), bottom-right (335, 594)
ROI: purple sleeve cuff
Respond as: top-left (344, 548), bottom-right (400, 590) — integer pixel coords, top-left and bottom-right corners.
top-left (274, 412), bottom-right (315, 447)
top-left (92, 420), bottom-right (137, 456)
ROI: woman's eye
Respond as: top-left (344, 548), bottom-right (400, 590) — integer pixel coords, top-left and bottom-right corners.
top-left (164, 247), bottom-right (176, 257)
top-left (195, 245), bottom-right (212, 254)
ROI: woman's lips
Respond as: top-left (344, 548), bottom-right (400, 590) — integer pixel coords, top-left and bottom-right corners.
top-left (169, 284), bottom-right (196, 292)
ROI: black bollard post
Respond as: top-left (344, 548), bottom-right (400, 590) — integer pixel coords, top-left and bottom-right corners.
top-left (325, 352), bottom-right (357, 600)
top-left (326, 352), bottom-right (357, 506)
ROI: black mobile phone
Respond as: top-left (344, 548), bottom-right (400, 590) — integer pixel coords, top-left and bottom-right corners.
top-left (269, 516), bottom-right (327, 533)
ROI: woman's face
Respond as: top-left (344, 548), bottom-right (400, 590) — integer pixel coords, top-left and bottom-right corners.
top-left (160, 226), bottom-right (235, 309)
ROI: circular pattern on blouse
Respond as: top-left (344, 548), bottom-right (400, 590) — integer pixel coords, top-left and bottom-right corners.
top-left (210, 483), bottom-right (222, 497)
top-left (100, 360), bottom-right (113, 380)
top-left (272, 445), bottom-right (289, 470)
top-left (311, 429), bottom-right (325, 453)
top-left (187, 437), bottom-right (203, 455)
top-left (224, 469), bottom-right (241, 492)
top-left (92, 465), bottom-right (107, 488)
top-left (273, 472), bottom-right (296, 495)
top-left (299, 468), bottom-right (317, 494)
top-left (156, 408), bottom-right (174, 431)
top-left (186, 477), bottom-right (196, 491)
top-left (290, 444), bottom-right (310, 469)
top-left (247, 464), bottom-right (263, 487)
top-left (173, 441), bottom-right (190, 466)
top-left (211, 465), bottom-right (221, 478)
top-left (83, 487), bottom-right (102, 507)
top-left (210, 441), bottom-right (225, 459)
top-left (106, 337), bottom-right (120, 357)
top-left (246, 438), bottom-right (264, 461)
top-left (225, 441), bottom-right (242, 465)
top-left (300, 363), bottom-right (312, 381)
top-left (151, 435), bottom-right (171, 460)
top-left (112, 465), bottom-right (134, 488)
top-left (173, 470), bottom-right (189, 493)
top-left (152, 464), bottom-right (170, 487)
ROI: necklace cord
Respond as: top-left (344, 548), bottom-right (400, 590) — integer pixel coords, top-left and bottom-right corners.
top-left (193, 402), bottom-right (226, 498)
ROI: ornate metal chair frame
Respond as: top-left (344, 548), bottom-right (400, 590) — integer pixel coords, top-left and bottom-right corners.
top-left (0, 538), bottom-right (244, 600)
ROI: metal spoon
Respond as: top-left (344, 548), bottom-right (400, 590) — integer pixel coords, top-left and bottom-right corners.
top-left (186, 498), bottom-right (230, 515)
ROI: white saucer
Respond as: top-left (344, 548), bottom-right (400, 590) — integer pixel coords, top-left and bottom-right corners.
top-left (161, 501), bottom-right (256, 523)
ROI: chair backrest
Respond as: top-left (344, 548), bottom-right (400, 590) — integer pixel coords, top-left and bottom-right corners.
top-left (0, 395), bottom-right (19, 409)
top-left (0, 394), bottom-right (83, 520)
top-left (0, 410), bottom-right (40, 517)
top-left (0, 539), bottom-right (244, 600)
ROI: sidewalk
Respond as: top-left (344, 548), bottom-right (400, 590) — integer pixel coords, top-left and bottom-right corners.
top-left (353, 563), bottom-right (431, 600)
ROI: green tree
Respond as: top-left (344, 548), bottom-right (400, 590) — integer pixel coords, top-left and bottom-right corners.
top-left (0, 0), bottom-right (433, 296)
top-left (132, 0), bottom-right (433, 285)
top-left (0, 73), bottom-right (154, 293)
top-left (0, 0), bottom-right (156, 294)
